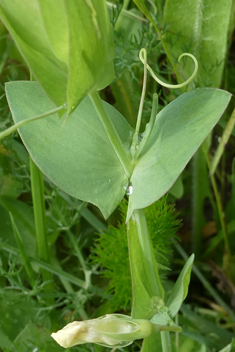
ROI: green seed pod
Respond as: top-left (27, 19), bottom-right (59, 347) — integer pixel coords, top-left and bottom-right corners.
top-left (0, 0), bottom-right (115, 114)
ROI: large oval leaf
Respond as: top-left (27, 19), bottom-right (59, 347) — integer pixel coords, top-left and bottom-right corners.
top-left (6, 81), bottom-right (132, 219)
top-left (127, 88), bottom-right (231, 219)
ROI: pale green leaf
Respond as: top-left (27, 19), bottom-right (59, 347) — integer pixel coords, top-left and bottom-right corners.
top-left (6, 81), bottom-right (131, 219)
top-left (64, 0), bottom-right (115, 112)
top-left (164, 0), bottom-right (233, 87)
top-left (127, 88), bottom-right (231, 219)
top-left (0, 0), bottom-right (68, 106)
top-left (166, 254), bottom-right (194, 318)
top-left (37, 0), bottom-right (69, 63)
top-left (0, 0), bottom-right (115, 113)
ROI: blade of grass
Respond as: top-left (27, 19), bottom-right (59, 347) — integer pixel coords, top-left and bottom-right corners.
top-left (210, 108), bottom-right (235, 175)
top-left (30, 158), bottom-right (54, 302)
top-left (160, 331), bottom-right (172, 352)
top-left (81, 208), bottom-right (108, 232)
top-left (9, 212), bottom-right (36, 287)
top-left (204, 151), bottom-right (231, 259)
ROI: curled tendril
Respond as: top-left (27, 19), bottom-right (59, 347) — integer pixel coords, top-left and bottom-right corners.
top-left (139, 48), bottom-right (198, 89)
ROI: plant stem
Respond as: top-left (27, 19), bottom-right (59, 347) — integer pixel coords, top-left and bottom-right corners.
top-left (161, 331), bottom-right (172, 352)
top-left (205, 154), bottom-right (231, 258)
top-left (210, 108), bottom-right (235, 175)
top-left (191, 145), bottom-right (210, 257)
top-left (89, 90), bottom-right (132, 177)
top-left (30, 158), bottom-right (54, 302)
top-left (127, 209), bottom-right (175, 352)
top-left (134, 93), bottom-right (158, 160)
top-left (0, 104), bottom-right (65, 141)
top-left (30, 158), bottom-right (49, 261)
top-left (127, 209), bottom-right (164, 319)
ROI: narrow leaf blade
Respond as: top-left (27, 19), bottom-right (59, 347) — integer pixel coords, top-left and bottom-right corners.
top-left (166, 254), bottom-right (195, 317)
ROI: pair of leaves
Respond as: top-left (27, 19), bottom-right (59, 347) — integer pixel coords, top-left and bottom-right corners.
top-left (0, 0), bottom-right (115, 113)
top-left (6, 82), bottom-right (231, 219)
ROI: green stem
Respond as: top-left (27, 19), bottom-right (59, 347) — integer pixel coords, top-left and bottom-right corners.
top-left (134, 209), bottom-right (164, 298)
top-left (30, 158), bottom-right (54, 301)
top-left (89, 90), bottom-right (132, 177)
top-left (191, 145), bottom-right (209, 257)
top-left (30, 158), bottom-right (49, 261)
top-left (205, 154), bottom-right (231, 258)
top-left (127, 209), bottom-right (164, 319)
top-left (134, 93), bottom-right (158, 160)
top-left (210, 108), bottom-right (235, 175)
top-left (0, 104), bottom-right (65, 141)
top-left (161, 331), bottom-right (173, 352)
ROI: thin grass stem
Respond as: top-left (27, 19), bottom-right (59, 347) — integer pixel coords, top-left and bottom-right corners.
top-left (205, 154), bottom-right (231, 258)
top-left (210, 108), bottom-right (235, 175)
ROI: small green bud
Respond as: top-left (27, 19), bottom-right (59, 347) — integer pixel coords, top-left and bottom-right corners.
top-left (51, 314), bottom-right (155, 348)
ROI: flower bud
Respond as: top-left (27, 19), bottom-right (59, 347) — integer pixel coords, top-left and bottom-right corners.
top-left (51, 314), bottom-right (155, 348)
